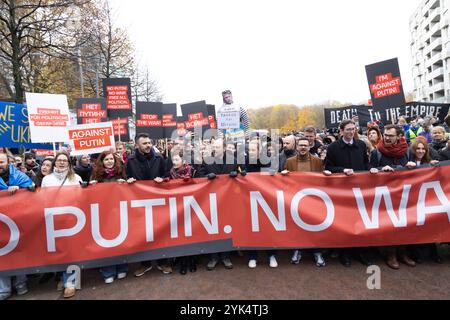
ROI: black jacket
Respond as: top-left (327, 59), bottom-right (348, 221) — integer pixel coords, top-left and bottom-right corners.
top-left (74, 165), bottom-right (93, 182)
top-left (439, 148), bottom-right (450, 161)
top-left (199, 151), bottom-right (242, 177)
top-left (369, 148), bottom-right (409, 169)
top-left (126, 149), bottom-right (167, 181)
top-left (430, 140), bottom-right (448, 153)
top-left (325, 139), bottom-right (370, 173)
top-left (279, 149), bottom-right (297, 172)
top-left (310, 140), bottom-right (322, 157)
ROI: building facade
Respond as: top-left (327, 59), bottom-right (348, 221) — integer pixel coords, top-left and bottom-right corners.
top-left (410, 0), bottom-right (450, 103)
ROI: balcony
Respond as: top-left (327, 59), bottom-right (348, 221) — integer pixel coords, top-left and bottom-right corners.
top-left (423, 8), bottom-right (441, 28)
top-left (426, 67), bottom-right (444, 81)
top-left (430, 82), bottom-right (445, 93)
top-left (433, 96), bottom-right (447, 103)
top-left (424, 37), bottom-right (442, 55)
top-left (426, 52), bottom-right (443, 67)
top-left (442, 48), bottom-right (450, 59)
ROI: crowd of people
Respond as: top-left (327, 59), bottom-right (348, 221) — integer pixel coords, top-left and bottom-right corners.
top-left (1, 95), bottom-right (450, 300)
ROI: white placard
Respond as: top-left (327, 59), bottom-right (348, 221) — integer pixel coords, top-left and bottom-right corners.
top-left (67, 122), bottom-right (115, 156)
top-left (217, 104), bottom-right (240, 129)
top-left (26, 93), bottom-right (70, 143)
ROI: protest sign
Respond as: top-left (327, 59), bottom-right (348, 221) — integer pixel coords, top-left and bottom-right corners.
top-left (25, 93), bottom-right (70, 143)
top-left (135, 102), bottom-right (164, 139)
top-left (76, 98), bottom-right (108, 125)
top-left (67, 122), bottom-right (115, 156)
top-left (0, 102), bottom-right (53, 149)
top-left (102, 78), bottom-right (133, 118)
top-left (366, 58), bottom-right (406, 110)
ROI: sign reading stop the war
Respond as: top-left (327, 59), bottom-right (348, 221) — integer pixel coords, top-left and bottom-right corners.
top-left (67, 122), bottom-right (115, 156)
top-left (366, 58), bottom-right (406, 111)
top-left (25, 93), bottom-right (70, 143)
top-left (102, 78), bottom-right (133, 118)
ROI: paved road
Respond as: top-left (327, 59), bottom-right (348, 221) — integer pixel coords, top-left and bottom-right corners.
top-left (10, 248), bottom-right (450, 300)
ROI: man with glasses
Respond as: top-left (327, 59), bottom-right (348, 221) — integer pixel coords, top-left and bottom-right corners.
top-left (369, 124), bottom-right (416, 270)
top-left (325, 120), bottom-right (378, 268)
top-left (283, 138), bottom-right (328, 267)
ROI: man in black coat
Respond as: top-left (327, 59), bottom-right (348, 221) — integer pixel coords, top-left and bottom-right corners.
top-left (199, 138), bottom-right (243, 271)
top-left (278, 135), bottom-right (297, 172)
top-left (127, 133), bottom-right (169, 277)
top-left (325, 120), bottom-right (378, 268)
top-left (439, 140), bottom-right (450, 160)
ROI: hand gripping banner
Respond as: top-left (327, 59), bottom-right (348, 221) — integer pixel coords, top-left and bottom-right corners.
top-left (1, 164), bottom-right (450, 276)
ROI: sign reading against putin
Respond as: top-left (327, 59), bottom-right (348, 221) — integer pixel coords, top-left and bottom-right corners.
top-left (25, 93), bottom-right (71, 143)
top-left (67, 122), bottom-right (115, 156)
top-left (366, 58), bottom-right (406, 111)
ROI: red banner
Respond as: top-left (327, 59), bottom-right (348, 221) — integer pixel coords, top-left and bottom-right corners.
top-left (1, 165), bottom-right (450, 275)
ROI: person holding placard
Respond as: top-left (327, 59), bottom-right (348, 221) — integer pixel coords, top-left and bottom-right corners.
top-left (217, 90), bottom-right (250, 143)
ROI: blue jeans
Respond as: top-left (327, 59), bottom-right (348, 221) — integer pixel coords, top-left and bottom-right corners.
top-left (0, 275), bottom-right (27, 295)
top-left (100, 264), bottom-right (129, 280)
top-left (248, 251), bottom-right (276, 261)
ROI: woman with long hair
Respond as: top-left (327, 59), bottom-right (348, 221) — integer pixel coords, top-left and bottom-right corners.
top-left (41, 151), bottom-right (83, 298)
top-left (405, 138), bottom-right (442, 264)
top-left (90, 151), bottom-right (130, 283)
top-left (33, 157), bottom-right (54, 188)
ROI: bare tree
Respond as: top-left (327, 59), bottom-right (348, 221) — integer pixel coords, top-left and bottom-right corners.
top-left (0, 0), bottom-right (89, 103)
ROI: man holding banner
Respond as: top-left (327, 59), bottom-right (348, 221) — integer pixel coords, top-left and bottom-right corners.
top-left (325, 119), bottom-right (378, 267)
top-left (0, 153), bottom-right (33, 300)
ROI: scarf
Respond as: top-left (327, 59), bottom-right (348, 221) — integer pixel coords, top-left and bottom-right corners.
top-left (377, 137), bottom-right (408, 161)
top-left (105, 168), bottom-right (117, 179)
top-left (53, 168), bottom-right (69, 181)
top-left (170, 165), bottom-right (192, 180)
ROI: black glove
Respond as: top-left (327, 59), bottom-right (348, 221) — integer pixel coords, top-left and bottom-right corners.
top-left (27, 185), bottom-right (36, 192)
top-left (240, 170), bottom-right (247, 177)
top-left (207, 173), bottom-right (216, 180)
top-left (229, 171), bottom-right (238, 178)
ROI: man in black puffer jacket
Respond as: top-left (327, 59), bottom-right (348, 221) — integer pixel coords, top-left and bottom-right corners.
top-left (127, 133), bottom-right (168, 278)
top-left (127, 134), bottom-right (167, 181)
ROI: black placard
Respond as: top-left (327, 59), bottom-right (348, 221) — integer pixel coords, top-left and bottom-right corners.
top-left (102, 78), bottom-right (133, 118)
top-left (75, 98), bottom-right (108, 125)
top-left (179, 101), bottom-right (210, 134)
top-left (366, 58), bottom-right (405, 111)
top-left (135, 101), bottom-right (164, 139)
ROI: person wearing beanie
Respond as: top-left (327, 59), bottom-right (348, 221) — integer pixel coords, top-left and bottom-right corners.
top-left (74, 154), bottom-right (93, 182)
top-left (23, 152), bottom-right (39, 179)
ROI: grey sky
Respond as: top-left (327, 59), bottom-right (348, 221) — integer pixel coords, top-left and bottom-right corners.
top-left (110, 0), bottom-right (422, 109)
